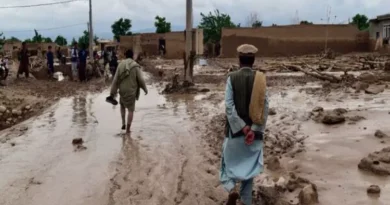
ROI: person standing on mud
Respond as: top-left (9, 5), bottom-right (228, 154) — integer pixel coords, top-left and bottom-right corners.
top-left (78, 44), bottom-right (88, 82)
top-left (17, 42), bottom-right (30, 78)
top-left (47, 46), bottom-right (54, 77)
top-left (221, 44), bottom-right (268, 205)
top-left (70, 42), bottom-right (79, 81)
top-left (109, 49), bottom-right (148, 133)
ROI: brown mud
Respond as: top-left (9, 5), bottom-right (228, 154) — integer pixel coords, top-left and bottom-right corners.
top-left (1, 53), bottom-right (390, 205)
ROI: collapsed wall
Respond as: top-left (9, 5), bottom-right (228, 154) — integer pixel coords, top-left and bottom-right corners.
top-left (221, 25), bottom-right (370, 57)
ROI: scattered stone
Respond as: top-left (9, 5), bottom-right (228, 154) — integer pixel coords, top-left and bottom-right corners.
top-left (0, 106), bottom-right (6, 113)
top-left (333, 108), bottom-right (348, 115)
top-left (375, 130), bottom-right (388, 139)
top-left (367, 185), bottom-right (381, 194)
top-left (312, 107), bottom-right (323, 112)
top-left (298, 184), bottom-right (319, 205)
top-left (10, 142), bottom-right (16, 147)
top-left (349, 115), bottom-right (366, 122)
top-left (321, 114), bottom-right (345, 125)
top-left (365, 85), bottom-right (386, 95)
top-left (358, 147), bottom-right (390, 175)
top-left (266, 156), bottom-right (281, 171)
top-left (352, 81), bottom-right (369, 91)
top-left (72, 138), bottom-right (84, 145)
top-left (24, 105), bottom-right (31, 110)
top-left (358, 72), bottom-right (377, 83)
top-left (11, 109), bottom-right (22, 116)
top-left (268, 108), bottom-right (277, 115)
top-left (74, 144), bottom-right (87, 151)
top-left (199, 88), bottom-right (210, 93)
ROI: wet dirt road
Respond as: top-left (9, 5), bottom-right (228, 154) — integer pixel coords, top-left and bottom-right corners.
top-left (0, 85), bottom-right (224, 205)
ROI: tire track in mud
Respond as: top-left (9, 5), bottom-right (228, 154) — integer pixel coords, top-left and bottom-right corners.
top-left (174, 158), bottom-right (188, 205)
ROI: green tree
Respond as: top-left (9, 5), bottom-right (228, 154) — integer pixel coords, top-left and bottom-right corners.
top-left (198, 9), bottom-right (239, 43)
top-left (352, 14), bottom-right (369, 30)
top-left (111, 18), bottom-right (132, 42)
top-left (44, 37), bottom-right (53, 43)
top-left (300, 20), bottom-right (313, 25)
top-left (154, 16), bottom-right (171, 33)
top-left (252, 20), bottom-right (262, 27)
top-left (24, 39), bottom-right (33, 43)
top-left (5, 36), bottom-right (21, 43)
top-left (78, 30), bottom-right (99, 48)
top-left (55, 35), bottom-right (67, 46)
top-left (32, 29), bottom-right (43, 43)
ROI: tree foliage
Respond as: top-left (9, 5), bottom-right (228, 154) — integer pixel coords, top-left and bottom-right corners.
top-left (300, 20), bottom-right (313, 25)
top-left (245, 12), bottom-right (262, 27)
top-left (111, 18), bottom-right (132, 42)
top-left (154, 16), bottom-right (171, 33)
top-left (44, 37), bottom-right (53, 43)
top-left (78, 30), bottom-right (99, 48)
top-left (352, 14), bottom-right (369, 30)
top-left (5, 36), bottom-right (21, 43)
top-left (55, 35), bottom-right (68, 46)
top-left (252, 21), bottom-right (262, 27)
top-left (198, 9), bottom-right (239, 43)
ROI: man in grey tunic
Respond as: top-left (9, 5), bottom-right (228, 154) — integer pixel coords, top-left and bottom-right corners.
top-left (109, 49), bottom-right (148, 133)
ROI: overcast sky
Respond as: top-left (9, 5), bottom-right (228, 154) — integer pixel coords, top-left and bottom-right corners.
top-left (0, 0), bottom-right (388, 42)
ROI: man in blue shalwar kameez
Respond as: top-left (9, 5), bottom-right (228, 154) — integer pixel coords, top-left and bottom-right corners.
top-left (220, 44), bottom-right (269, 205)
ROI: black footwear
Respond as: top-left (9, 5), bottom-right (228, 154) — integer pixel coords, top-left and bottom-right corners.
top-left (106, 96), bottom-right (118, 105)
top-left (121, 124), bottom-right (125, 130)
top-left (226, 192), bottom-right (239, 205)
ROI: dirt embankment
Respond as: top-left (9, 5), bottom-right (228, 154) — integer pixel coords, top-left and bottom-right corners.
top-left (0, 59), bottom-right (109, 131)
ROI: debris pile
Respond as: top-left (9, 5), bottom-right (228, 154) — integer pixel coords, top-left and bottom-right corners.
top-left (0, 104), bottom-right (33, 129)
top-left (253, 173), bottom-right (319, 205)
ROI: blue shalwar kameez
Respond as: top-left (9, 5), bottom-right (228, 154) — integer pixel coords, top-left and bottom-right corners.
top-left (220, 75), bottom-right (269, 205)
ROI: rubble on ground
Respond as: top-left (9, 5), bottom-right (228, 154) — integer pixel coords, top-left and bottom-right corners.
top-left (367, 185), bottom-right (381, 194)
top-left (358, 147), bottom-right (390, 175)
top-left (310, 108), bottom-right (347, 125)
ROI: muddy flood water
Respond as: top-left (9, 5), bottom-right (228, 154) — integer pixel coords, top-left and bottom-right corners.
top-left (0, 83), bottom-right (225, 205)
top-left (1, 70), bottom-right (390, 205)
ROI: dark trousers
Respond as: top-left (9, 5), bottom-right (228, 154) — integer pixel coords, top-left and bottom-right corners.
top-left (48, 63), bottom-right (54, 75)
top-left (18, 63), bottom-right (29, 78)
top-left (78, 61), bottom-right (86, 82)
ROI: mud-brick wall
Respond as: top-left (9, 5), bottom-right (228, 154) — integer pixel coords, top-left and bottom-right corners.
top-left (221, 25), bottom-right (370, 57)
top-left (120, 32), bottom-right (185, 59)
top-left (140, 32), bottom-right (185, 59)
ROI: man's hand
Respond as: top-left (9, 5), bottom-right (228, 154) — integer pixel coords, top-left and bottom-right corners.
top-left (245, 130), bottom-right (255, 145)
top-left (242, 126), bottom-right (251, 135)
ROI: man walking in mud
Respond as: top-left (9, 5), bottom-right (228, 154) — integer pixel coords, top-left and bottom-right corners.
top-left (17, 42), bottom-right (30, 78)
top-left (221, 44), bottom-right (268, 205)
top-left (109, 49), bottom-right (148, 133)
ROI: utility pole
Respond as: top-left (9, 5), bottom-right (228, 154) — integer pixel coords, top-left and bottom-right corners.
top-left (88, 0), bottom-right (93, 61)
top-left (185, 0), bottom-right (193, 82)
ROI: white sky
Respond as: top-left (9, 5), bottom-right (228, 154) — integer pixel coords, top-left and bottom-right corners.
top-left (0, 0), bottom-right (388, 41)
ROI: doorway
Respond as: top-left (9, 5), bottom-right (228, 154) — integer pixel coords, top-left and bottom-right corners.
top-left (158, 38), bottom-right (166, 55)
